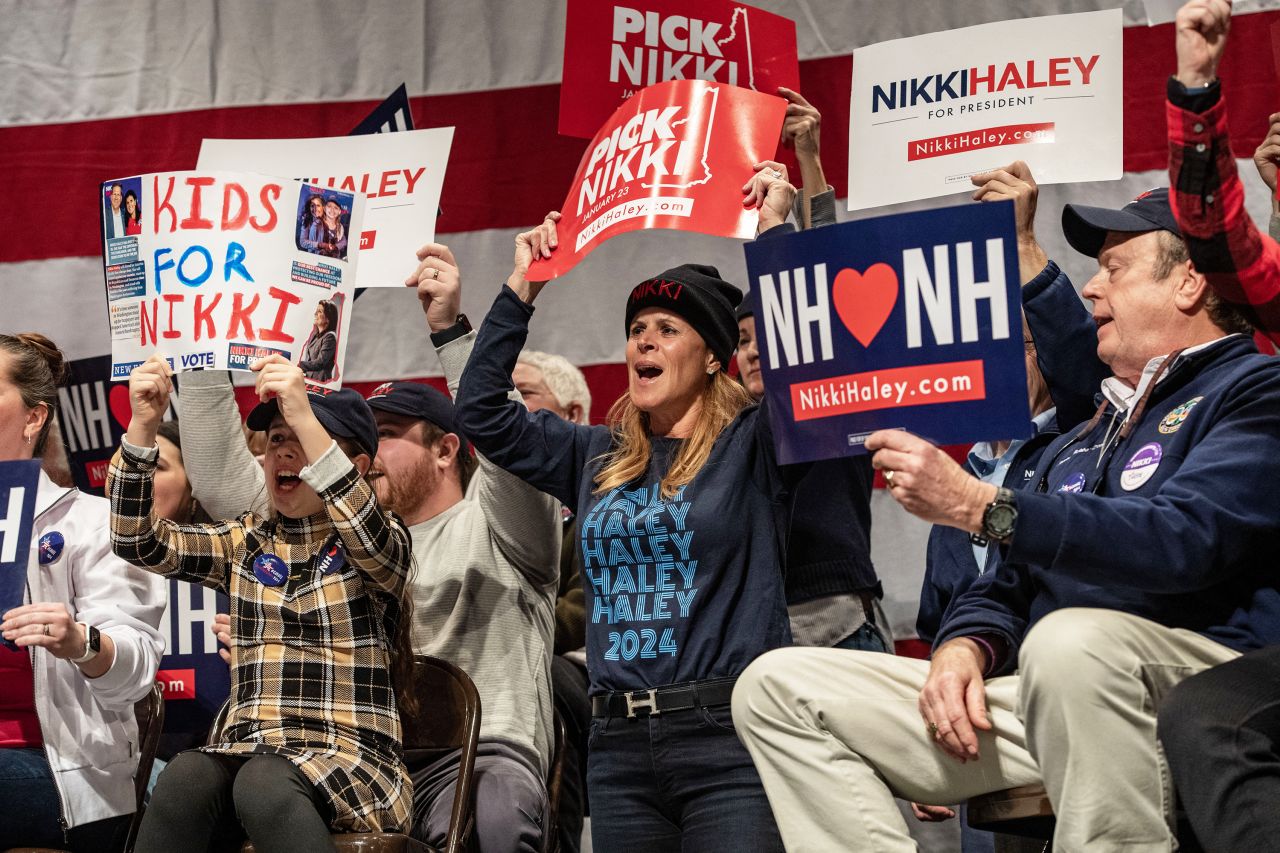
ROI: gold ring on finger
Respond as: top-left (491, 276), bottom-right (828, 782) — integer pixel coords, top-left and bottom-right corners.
top-left (43, 623), bottom-right (51, 636)
top-left (884, 470), bottom-right (895, 486)
top-left (431, 267), bottom-right (440, 280)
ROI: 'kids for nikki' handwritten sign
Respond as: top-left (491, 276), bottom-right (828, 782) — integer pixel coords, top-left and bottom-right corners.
top-left (743, 201), bottom-right (1031, 464)
top-left (99, 171), bottom-right (364, 389)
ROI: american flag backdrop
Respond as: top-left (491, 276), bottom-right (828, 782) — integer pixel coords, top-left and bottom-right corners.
top-left (3, 0), bottom-right (1279, 641)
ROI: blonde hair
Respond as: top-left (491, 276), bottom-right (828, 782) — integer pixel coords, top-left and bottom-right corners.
top-left (594, 371), bottom-right (752, 499)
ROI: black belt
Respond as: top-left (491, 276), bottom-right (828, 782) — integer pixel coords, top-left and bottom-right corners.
top-left (591, 677), bottom-right (737, 719)
top-left (858, 590), bottom-right (878, 626)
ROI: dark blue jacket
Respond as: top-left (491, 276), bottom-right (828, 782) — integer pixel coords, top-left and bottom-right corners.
top-left (935, 334), bottom-right (1280, 672)
top-left (917, 260), bottom-right (1102, 643)
top-left (786, 456), bottom-right (878, 604)
top-left (1022, 260), bottom-right (1110, 430)
top-left (917, 427), bottom-right (1059, 644)
top-left (455, 285), bottom-right (796, 696)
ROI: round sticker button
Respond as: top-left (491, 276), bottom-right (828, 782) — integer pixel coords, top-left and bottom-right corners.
top-left (1121, 443), bottom-right (1163, 491)
top-left (253, 553), bottom-right (289, 587)
top-left (37, 532), bottom-right (65, 565)
top-left (316, 541), bottom-right (346, 576)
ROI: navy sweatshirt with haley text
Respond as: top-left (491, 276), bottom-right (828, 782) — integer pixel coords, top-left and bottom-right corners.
top-left (456, 285), bottom-right (795, 695)
top-left (935, 335), bottom-right (1280, 672)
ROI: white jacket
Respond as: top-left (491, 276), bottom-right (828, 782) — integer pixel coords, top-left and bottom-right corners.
top-left (26, 470), bottom-right (167, 829)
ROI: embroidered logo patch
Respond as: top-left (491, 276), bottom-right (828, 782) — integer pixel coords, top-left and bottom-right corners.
top-left (1059, 472), bottom-right (1087, 493)
top-left (1121, 442), bottom-right (1163, 491)
top-left (1159, 396), bottom-right (1203, 434)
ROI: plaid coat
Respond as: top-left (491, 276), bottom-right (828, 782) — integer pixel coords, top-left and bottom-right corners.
top-left (1167, 79), bottom-right (1280, 342)
top-left (108, 442), bottom-right (413, 833)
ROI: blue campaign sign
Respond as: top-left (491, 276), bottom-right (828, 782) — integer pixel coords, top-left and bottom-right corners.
top-left (348, 83), bottom-right (415, 135)
top-left (156, 579), bottom-right (231, 741)
top-left (743, 200), bottom-right (1031, 464)
top-left (0, 460), bottom-right (42, 631)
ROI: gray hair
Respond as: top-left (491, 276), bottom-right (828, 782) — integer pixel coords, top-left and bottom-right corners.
top-left (517, 350), bottom-right (592, 424)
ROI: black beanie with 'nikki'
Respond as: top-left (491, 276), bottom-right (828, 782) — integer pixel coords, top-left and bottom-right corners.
top-left (624, 264), bottom-right (743, 370)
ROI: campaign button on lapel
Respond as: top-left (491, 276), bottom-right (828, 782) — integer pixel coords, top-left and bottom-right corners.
top-left (253, 553), bottom-right (289, 587)
top-left (315, 541), bottom-right (347, 576)
top-left (37, 532), bottom-right (65, 565)
top-left (1121, 443), bottom-right (1163, 491)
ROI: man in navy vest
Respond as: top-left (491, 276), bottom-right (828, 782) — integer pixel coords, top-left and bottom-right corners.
top-left (733, 188), bottom-right (1280, 852)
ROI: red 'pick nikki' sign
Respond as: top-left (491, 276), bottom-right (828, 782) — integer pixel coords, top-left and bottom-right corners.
top-left (558, 0), bottom-right (799, 140)
top-left (529, 78), bottom-right (786, 281)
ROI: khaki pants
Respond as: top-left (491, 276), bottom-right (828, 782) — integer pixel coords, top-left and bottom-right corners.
top-left (731, 608), bottom-right (1239, 853)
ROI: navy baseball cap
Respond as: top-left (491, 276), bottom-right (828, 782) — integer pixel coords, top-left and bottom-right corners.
top-left (365, 381), bottom-right (469, 454)
top-left (1062, 187), bottom-right (1181, 259)
top-left (247, 388), bottom-right (378, 460)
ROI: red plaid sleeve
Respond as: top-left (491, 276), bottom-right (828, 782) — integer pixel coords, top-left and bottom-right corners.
top-left (1167, 96), bottom-right (1280, 343)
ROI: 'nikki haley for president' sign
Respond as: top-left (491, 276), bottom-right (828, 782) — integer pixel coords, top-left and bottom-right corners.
top-left (744, 201), bottom-right (1031, 464)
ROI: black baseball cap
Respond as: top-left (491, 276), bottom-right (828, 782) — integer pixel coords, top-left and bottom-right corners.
top-left (1062, 187), bottom-right (1181, 259)
top-left (365, 381), bottom-right (469, 455)
top-left (247, 388), bottom-right (378, 460)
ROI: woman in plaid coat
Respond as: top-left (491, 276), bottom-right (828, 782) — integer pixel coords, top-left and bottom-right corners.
top-left (108, 355), bottom-right (414, 853)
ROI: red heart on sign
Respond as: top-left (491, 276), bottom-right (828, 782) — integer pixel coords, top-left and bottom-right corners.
top-left (831, 264), bottom-right (899, 348)
top-left (108, 383), bottom-right (132, 429)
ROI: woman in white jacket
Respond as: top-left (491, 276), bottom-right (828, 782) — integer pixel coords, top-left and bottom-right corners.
top-left (0, 333), bottom-right (166, 852)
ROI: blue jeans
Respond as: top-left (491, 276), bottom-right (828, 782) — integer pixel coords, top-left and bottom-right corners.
top-left (0, 746), bottom-right (130, 852)
top-left (587, 703), bottom-right (783, 853)
top-left (833, 619), bottom-right (890, 653)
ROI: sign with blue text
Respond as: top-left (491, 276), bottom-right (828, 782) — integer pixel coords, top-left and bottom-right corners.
top-left (0, 460), bottom-right (41, 629)
top-left (847, 9), bottom-right (1122, 210)
top-left (156, 579), bottom-right (232, 741)
top-left (99, 171), bottom-right (365, 390)
top-left (743, 200), bottom-right (1031, 464)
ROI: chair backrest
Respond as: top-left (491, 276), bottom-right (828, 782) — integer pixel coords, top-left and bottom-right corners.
top-left (124, 682), bottom-right (166, 853)
top-left (540, 708), bottom-right (567, 853)
top-left (206, 697), bottom-right (231, 745)
top-left (401, 655), bottom-right (481, 853)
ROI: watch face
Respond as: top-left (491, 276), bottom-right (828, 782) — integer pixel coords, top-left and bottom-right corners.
top-left (987, 504), bottom-right (1017, 537)
top-left (87, 625), bottom-right (101, 652)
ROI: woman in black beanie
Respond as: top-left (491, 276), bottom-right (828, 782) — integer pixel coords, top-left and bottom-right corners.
top-left (450, 163), bottom-right (798, 852)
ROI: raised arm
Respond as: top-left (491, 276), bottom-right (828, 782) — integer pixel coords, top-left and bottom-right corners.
top-left (971, 160), bottom-right (1107, 427)
top-left (253, 357), bottom-right (410, 598)
top-left (1167, 0), bottom-right (1280, 340)
top-left (778, 87), bottom-right (832, 229)
top-left (178, 369), bottom-right (269, 520)
top-left (111, 357), bottom-right (242, 589)
top-left (407, 240), bottom-right (565, 586)
top-left (445, 216), bottom-right (604, 512)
